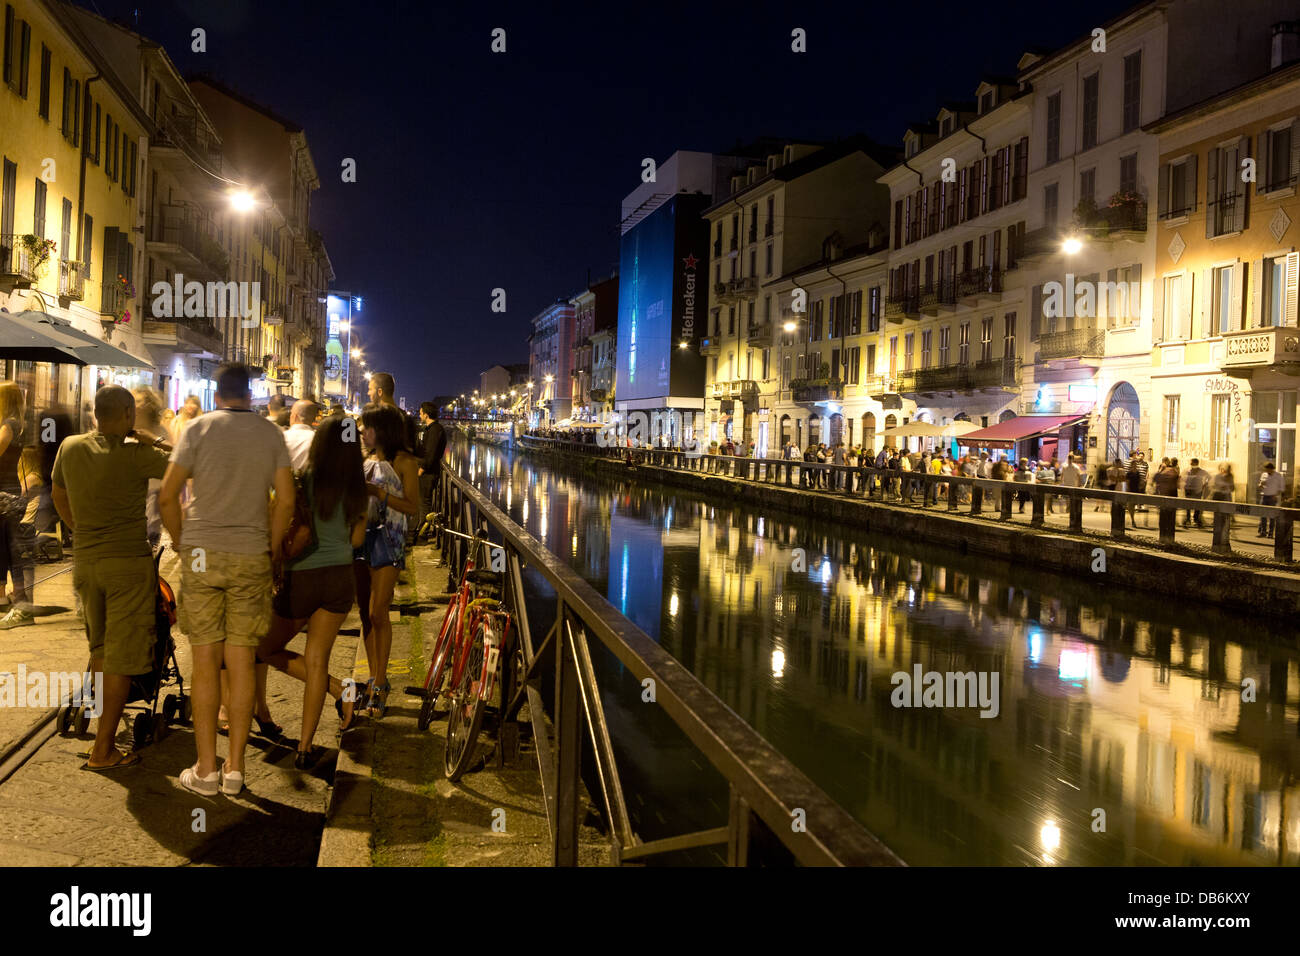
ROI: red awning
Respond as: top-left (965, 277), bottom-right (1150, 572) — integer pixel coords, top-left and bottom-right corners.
top-left (957, 415), bottom-right (1088, 449)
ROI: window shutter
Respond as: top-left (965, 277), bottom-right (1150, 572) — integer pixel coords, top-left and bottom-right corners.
top-left (1185, 156), bottom-right (1197, 215)
top-left (1230, 260), bottom-right (1244, 332)
top-left (1234, 135), bottom-right (1249, 232)
top-left (1200, 267), bottom-right (1212, 339)
top-left (1205, 148), bottom-right (1219, 237)
top-left (1180, 273), bottom-right (1193, 340)
top-left (1291, 118), bottom-right (1300, 185)
top-left (1, 5), bottom-right (12, 86)
top-left (101, 226), bottom-right (117, 292)
top-left (1259, 131), bottom-right (1271, 187)
top-left (1286, 252), bottom-right (1299, 328)
top-left (1152, 274), bottom-right (1165, 342)
top-left (1157, 162), bottom-right (1169, 217)
top-left (18, 20), bottom-right (30, 98)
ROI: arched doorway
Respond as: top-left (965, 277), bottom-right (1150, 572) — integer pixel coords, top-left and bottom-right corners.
top-left (999, 409), bottom-right (1017, 422)
top-left (1106, 382), bottom-right (1140, 463)
top-left (808, 414), bottom-right (821, 446)
top-left (829, 413), bottom-right (844, 446)
top-left (780, 414), bottom-right (791, 447)
top-left (862, 412), bottom-right (876, 450)
top-left (884, 413), bottom-right (898, 448)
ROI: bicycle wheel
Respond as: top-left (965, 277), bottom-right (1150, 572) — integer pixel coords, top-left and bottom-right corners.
top-left (418, 599), bottom-right (461, 730)
top-left (444, 614), bottom-right (492, 781)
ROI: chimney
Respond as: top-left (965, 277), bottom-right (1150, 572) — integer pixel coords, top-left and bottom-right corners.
top-left (1271, 20), bottom-right (1300, 70)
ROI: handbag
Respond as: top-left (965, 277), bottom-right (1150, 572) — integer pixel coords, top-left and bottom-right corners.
top-left (280, 474), bottom-right (318, 562)
top-left (364, 501), bottom-right (401, 567)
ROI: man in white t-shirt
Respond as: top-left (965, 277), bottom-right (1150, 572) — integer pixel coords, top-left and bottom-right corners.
top-left (282, 399), bottom-right (319, 472)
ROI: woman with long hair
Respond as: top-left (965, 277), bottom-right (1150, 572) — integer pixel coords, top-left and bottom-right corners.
top-left (357, 405), bottom-right (420, 718)
top-left (0, 382), bottom-right (33, 629)
top-left (258, 416), bottom-right (368, 768)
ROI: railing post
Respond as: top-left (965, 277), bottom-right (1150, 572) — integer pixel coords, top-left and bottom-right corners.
top-left (1212, 509), bottom-right (1233, 554)
top-left (553, 603), bottom-right (581, 867)
top-left (970, 484), bottom-right (983, 515)
top-left (1111, 499), bottom-right (1127, 538)
top-left (1158, 503), bottom-right (1176, 544)
top-left (947, 479), bottom-right (958, 511)
top-left (1068, 493), bottom-right (1084, 533)
top-left (1031, 490), bottom-right (1045, 527)
top-left (1000, 487), bottom-right (1012, 520)
top-left (727, 784), bottom-right (752, 867)
top-left (1276, 510), bottom-right (1294, 561)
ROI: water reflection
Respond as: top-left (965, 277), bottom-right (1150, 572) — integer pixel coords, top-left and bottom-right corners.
top-left (449, 441), bottom-right (1300, 866)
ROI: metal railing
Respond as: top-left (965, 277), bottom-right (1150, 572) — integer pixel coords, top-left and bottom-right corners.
top-left (149, 203), bottom-right (229, 277)
top-left (514, 435), bottom-right (1300, 563)
top-left (58, 259), bottom-right (85, 299)
top-left (1037, 327), bottom-right (1106, 361)
top-left (898, 357), bottom-right (1020, 393)
top-left (435, 462), bottom-right (903, 867)
top-left (0, 234), bottom-right (37, 283)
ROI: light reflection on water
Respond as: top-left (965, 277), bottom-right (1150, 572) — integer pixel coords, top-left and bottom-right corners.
top-left (450, 441), bottom-right (1300, 866)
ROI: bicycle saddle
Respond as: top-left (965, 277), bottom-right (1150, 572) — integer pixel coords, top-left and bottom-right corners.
top-left (466, 569), bottom-right (504, 589)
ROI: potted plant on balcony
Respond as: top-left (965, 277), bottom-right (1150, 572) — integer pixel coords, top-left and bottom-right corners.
top-left (1072, 197), bottom-right (1106, 235)
top-left (103, 274), bottom-right (135, 336)
top-left (1105, 190), bottom-right (1146, 230)
top-left (20, 235), bottom-right (56, 278)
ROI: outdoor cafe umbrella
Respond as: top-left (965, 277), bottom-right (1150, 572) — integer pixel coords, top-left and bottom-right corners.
top-left (881, 421), bottom-right (945, 438)
top-left (0, 310), bottom-right (151, 368)
top-left (942, 420), bottom-right (983, 437)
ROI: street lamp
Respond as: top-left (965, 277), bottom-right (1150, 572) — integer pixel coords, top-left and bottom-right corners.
top-left (1061, 236), bottom-right (1083, 255)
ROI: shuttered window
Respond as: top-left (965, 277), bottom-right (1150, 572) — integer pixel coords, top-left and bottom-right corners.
top-left (38, 43), bottom-right (48, 118)
top-left (1157, 155), bottom-right (1196, 219)
top-left (33, 177), bottom-right (45, 238)
top-left (1082, 72), bottom-right (1099, 150)
top-left (1045, 93), bottom-right (1061, 164)
top-left (1122, 51), bottom-right (1142, 132)
top-left (1258, 119), bottom-right (1299, 193)
top-left (1206, 139), bottom-right (1248, 237)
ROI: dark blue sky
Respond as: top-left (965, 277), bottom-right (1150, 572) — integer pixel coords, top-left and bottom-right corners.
top-left (81, 0), bottom-right (1135, 404)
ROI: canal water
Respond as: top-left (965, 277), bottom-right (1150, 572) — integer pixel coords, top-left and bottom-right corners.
top-left (450, 438), bottom-right (1300, 866)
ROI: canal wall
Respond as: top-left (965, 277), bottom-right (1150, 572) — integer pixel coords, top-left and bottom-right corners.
top-left (514, 442), bottom-right (1300, 621)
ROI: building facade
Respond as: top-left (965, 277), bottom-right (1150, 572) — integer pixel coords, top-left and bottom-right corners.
top-left (529, 298), bottom-right (574, 424)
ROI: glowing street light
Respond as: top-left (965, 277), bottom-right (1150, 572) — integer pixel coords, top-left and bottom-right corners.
top-left (351, 348), bottom-right (361, 358)
top-left (783, 319), bottom-right (798, 333)
top-left (229, 190), bottom-right (258, 213)
top-left (1062, 236), bottom-right (1083, 255)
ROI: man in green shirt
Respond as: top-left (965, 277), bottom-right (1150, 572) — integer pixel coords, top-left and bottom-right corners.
top-left (51, 385), bottom-right (171, 771)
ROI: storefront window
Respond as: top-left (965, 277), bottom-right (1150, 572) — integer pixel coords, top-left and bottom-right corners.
top-left (1210, 394), bottom-right (1231, 459)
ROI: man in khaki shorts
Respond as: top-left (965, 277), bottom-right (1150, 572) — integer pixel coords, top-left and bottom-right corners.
top-left (160, 363), bottom-right (293, 796)
top-left (50, 385), bottom-right (172, 770)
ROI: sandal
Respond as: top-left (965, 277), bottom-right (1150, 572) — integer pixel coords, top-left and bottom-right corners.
top-left (368, 679), bottom-right (391, 719)
top-left (336, 679), bottom-right (362, 731)
top-left (253, 715), bottom-right (287, 744)
top-left (82, 751), bottom-right (142, 772)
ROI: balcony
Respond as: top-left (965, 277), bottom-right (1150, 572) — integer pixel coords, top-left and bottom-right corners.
top-left (791, 380), bottom-right (844, 404)
top-left (150, 113), bottom-right (223, 191)
top-left (699, 336), bottom-right (721, 356)
top-left (148, 204), bottom-right (228, 281)
top-left (0, 234), bottom-right (38, 292)
top-left (747, 320), bottom-right (772, 347)
top-left (1037, 327), bottom-right (1106, 362)
top-left (884, 293), bottom-right (920, 323)
top-left (714, 281), bottom-right (734, 303)
top-left (1076, 197), bottom-right (1148, 239)
top-left (588, 388), bottom-right (608, 403)
top-left (262, 301), bottom-right (286, 326)
top-left (1207, 194), bottom-right (1245, 238)
top-left (897, 358), bottom-right (1021, 396)
top-left (142, 315), bottom-right (224, 357)
top-left (728, 276), bottom-right (758, 300)
top-left (711, 379), bottom-right (759, 403)
top-left (956, 266), bottom-right (1002, 299)
top-left (57, 259), bottom-right (85, 300)
top-left (1221, 325), bottom-right (1300, 373)
top-left (918, 281), bottom-right (958, 315)
top-left (764, 221), bottom-right (773, 238)
top-left (100, 283), bottom-right (127, 320)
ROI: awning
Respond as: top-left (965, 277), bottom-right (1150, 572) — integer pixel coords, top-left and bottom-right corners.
top-left (882, 421), bottom-right (944, 438)
top-left (0, 310), bottom-right (85, 364)
top-left (1, 310), bottom-right (153, 369)
top-left (956, 414), bottom-right (1088, 449)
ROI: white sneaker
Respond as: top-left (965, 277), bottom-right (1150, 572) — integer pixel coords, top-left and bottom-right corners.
top-left (220, 765), bottom-right (244, 796)
top-left (180, 764), bottom-right (219, 796)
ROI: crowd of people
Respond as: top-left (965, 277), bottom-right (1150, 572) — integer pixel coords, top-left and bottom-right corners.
top-left (0, 366), bottom-right (447, 794)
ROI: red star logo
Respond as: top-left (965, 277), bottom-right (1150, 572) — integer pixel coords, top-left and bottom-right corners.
top-left (682, 254), bottom-right (699, 270)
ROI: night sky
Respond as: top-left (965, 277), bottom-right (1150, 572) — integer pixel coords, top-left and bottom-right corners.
top-left (80, 0), bottom-right (1135, 405)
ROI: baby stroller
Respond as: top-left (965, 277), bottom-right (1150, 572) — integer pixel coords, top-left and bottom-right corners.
top-left (56, 547), bottom-right (190, 748)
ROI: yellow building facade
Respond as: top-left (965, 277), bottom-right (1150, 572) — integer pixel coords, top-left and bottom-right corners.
top-left (1149, 62), bottom-right (1300, 501)
top-left (1, 0), bottom-right (148, 422)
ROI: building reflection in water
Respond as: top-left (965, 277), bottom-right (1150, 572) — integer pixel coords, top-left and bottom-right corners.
top-left (448, 442), bottom-right (1300, 866)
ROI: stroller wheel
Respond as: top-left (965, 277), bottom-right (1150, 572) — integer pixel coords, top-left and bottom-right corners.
top-left (132, 712), bottom-right (154, 750)
top-left (56, 705), bottom-right (74, 737)
top-left (73, 707), bottom-right (90, 737)
top-left (162, 694), bottom-right (179, 728)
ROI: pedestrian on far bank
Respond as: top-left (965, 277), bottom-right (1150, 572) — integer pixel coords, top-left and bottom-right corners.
top-left (160, 363), bottom-right (294, 797)
top-left (1257, 462), bottom-right (1284, 538)
top-left (1126, 451), bottom-right (1149, 528)
top-left (1182, 457), bottom-right (1210, 528)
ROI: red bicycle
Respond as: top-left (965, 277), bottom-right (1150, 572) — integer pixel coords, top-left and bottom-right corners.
top-left (416, 528), bottom-right (513, 781)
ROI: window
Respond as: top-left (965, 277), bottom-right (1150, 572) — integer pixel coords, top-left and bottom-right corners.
top-left (748, 247), bottom-right (756, 277)
top-left (1160, 273), bottom-right (1187, 340)
top-left (958, 322), bottom-right (970, 364)
top-left (845, 346), bottom-right (859, 384)
top-left (1044, 183), bottom-right (1059, 227)
top-left (1107, 263), bottom-right (1142, 328)
top-left (82, 213), bottom-right (92, 271)
top-left (1210, 394), bottom-right (1231, 458)
top-left (980, 316), bottom-right (993, 362)
top-left (868, 286), bottom-right (881, 331)
top-left (749, 203), bottom-right (757, 242)
top-left (1259, 120), bottom-right (1299, 193)
top-left (728, 307), bottom-right (735, 336)
top-left (980, 90), bottom-right (994, 114)
top-left (3, 5), bottom-right (30, 97)
top-left (1264, 254), bottom-right (1295, 328)
top-left (61, 68), bottom-right (80, 145)
top-left (60, 197), bottom-right (70, 262)
top-left (782, 355), bottom-right (791, 388)
top-left (765, 242), bottom-right (773, 275)
top-left (903, 333), bottom-right (914, 371)
top-left (938, 326), bottom-right (950, 365)
top-left (1082, 72), bottom-right (1099, 151)
top-left (762, 348), bottom-right (770, 380)
top-left (1164, 395), bottom-right (1180, 445)
top-left (1003, 312), bottom-right (1016, 358)
top-left (1046, 93), bottom-right (1061, 164)
top-left (811, 299), bottom-right (823, 341)
top-left (1212, 264), bottom-right (1234, 334)
top-left (38, 43), bottom-right (49, 118)
top-left (888, 336), bottom-right (897, 375)
top-left (1158, 156), bottom-right (1196, 219)
top-left (1122, 51), bottom-right (1142, 133)
top-left (0, 158), bottom-right (13, 239)
top-left (848, 290), bottom-right (861, 335)
top-left (1079, 168), bottom-right (1096, 206)
top-left (765, 195), bottom-right (774, 236)
top-left (921, 330), bottom-right (932, 367)
top-left (1206, 140), bottom-right (1247, 236)
top-left (1120, 153), bottom-right (1137, 195)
